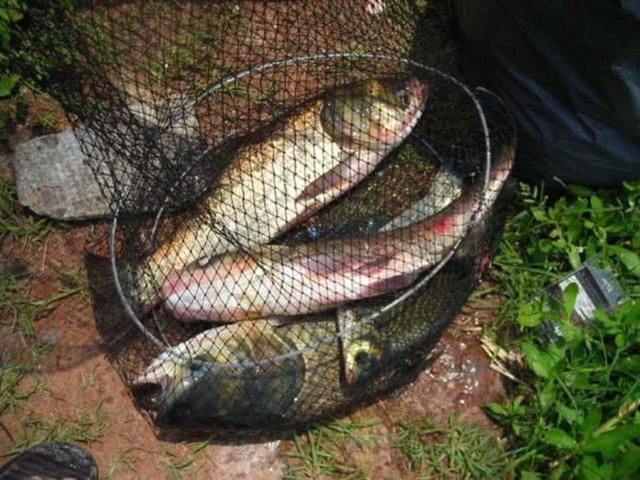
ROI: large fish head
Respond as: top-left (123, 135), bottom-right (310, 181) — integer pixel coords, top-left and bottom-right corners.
top-left (161, 253), bottom-right (266, 321)
top-left (132, 324), bottom-right (304, 427)
top-left (321, 76), bottom-right (429, 150)
top-left (342, 334), bottom-right (385, 387)
top-left (132, 332), bottom-right (221, 426)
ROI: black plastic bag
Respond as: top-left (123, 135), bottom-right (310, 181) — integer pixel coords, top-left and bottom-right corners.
top-left (451, 0), bottom-right (640, 186)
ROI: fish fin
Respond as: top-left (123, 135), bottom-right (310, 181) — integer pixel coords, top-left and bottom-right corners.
top-left (362, 273), bottom-right (417, 297)
top-left (296, 151), bottom-right (357, 202)
top-left (273, 203), bottom-right (321, 237)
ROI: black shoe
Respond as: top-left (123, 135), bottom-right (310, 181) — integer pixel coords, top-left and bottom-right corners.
top-left (0, 442), bottom-right (98, 480)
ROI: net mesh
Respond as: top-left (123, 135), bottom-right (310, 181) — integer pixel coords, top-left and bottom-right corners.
top-left (22, 1), bottom-right (516, 431)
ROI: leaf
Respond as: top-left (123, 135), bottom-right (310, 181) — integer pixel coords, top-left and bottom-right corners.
top-left (539, 382), bottom-right (556, 412)
top-left (522, 342), bottom-right (553, 379)
top-left (559, 318), bottom-right (584, 346)
top-left (578, 455), bottom-right (613, 480)
top-left (579, 455), bottom-right (611, 480)
top-left (531, 207), bottom-right (549, 222)
top-left (521, 471), bottom-right (542, 480)
top-left (556, 403), bottom-right (581, 425)
top-left (0, 73), bottom-right (19, 97)
top-left (615, 445), bottom-right (640, 478)
top-left (591, 195), bottom-right (604, 211)
top-left (562, 282), bottom-right (579, 321)
top-left (518, 302), bottom-right (542, 327)
top-left (544, 428), bottom-right (578, 450)
top-left (608, 246), bottom-right (640, 278)
top-left (568, 246), bottom-right (582, 270)
top-left (583, 425), bottom-right (640, 459)
top-left (613, 355), bottom-right (640, 373)
top-left (485, 402), bottom-right (509, 418)
top-left (567, 184), bottom-right (595, 198)
top-left (582, 408), bottom-right (603, 436)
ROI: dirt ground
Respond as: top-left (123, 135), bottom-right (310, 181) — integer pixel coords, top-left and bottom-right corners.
top-left (0, 141), bottom-right (504, 478)
top-left (0, 3), bottom-right (506, 477)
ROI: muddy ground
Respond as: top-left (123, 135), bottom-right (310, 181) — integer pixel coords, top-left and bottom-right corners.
top-left (0, 2), bottom-right (508, 477)
top-left (1, 140), bottom-right (504, 477)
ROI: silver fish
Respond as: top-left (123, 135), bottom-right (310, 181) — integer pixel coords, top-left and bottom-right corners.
top-left (160, 150), bottom-right (512, 322)
top-left (135, 77), bottom-right (429, 306)
top-left (340, 166), bottom-right (463, 385)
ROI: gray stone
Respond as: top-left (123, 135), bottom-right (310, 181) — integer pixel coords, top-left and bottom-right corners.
top-left (195, 441), bottom-right (285, 480)
top-left (39, 328), bottom-right (60, 347)
top-left (11, 96), bottom-right (202, 221)
top-left (12, 129), bottom-right (111, 221)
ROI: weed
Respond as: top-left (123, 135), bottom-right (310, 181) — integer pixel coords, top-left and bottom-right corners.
top-left (2, 403), bottom-right (104, 457)
top-left (52, 261), bottom-right (90, 301)
top-left (485, 181), bottom-right (640, 328)
top-left (80, 366), bottom-right (97, 390)
top-left (0, 267), bottom-right (86, 339)
top-left (162, 450), bottom-right (194, 480)
top-left (32, 112), bottom-right (56, 131)
top-left (0, 347), bottom-right (46, 417)
top-left (283, 418), bottom-right (382, 479)
top-left (103, 450), bottom-right (138, 480)
top-left (483, 179), bottom-right (640, 479)
top-left (0, 176), bottom-right (55, 246)
top-left (394, 415), bottom-right (513, 479)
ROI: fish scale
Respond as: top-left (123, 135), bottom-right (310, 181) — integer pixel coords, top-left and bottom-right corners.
top-left (162, 149), bottom-right (512, 322)
top-left (133, 138), bottom-right (515, 427)
top-left (134, 77), bottom-right (429, 306)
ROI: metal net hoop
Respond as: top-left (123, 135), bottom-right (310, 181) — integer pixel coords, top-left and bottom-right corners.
top-left (108, 52), bottom-right (492, 368)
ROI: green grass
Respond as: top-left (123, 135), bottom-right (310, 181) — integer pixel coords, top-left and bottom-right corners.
top-left (489, 181), bottom-right (640, 328)
top-left (0, 265), bottom-right (87, 339)
top-left (480, 179), bottom-right (640, 479)
top-left (103, 450), bottom-right (138, 480)
top-left (2, 403), bottom-right (104, 457)
top-left (0, 347), bottom-right (47, 418)
top-left (394, 415), bottom-right (513, 479)
top-left (283, 418), bottom-right (383, 479)
top-left (0, 173), bottom-right (89, 458)
top-left (32, 111), bottom-right (56, 131)
top-left (0, 176), bottom-right (56, 245)
top-left (284, 415), bottom-right (512, 480)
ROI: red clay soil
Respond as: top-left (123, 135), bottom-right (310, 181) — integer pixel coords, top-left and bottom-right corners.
top-left (0, 159), bottom-right (504, 479)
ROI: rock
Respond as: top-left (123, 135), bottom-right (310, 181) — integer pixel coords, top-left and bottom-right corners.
top-left (193, 441), bottom-right (285, 480)
top-left (39, 328), bottom-right (60, 347)
top-left (11, 96), bottom-right (202, 221)
top-left (12, 129), bottom-right (111, 221)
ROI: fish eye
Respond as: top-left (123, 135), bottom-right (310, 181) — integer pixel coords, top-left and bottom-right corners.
top-left (354, 351), bottom-right (379, 378)
top-left (394, 89), bottom-right (408, 106)
top-left (188, 357), bottom-right (212, 381)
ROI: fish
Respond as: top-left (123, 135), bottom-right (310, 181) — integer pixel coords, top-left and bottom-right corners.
top-left (134, 77), bottom-right (429, 306)
top-left (339, 166), bottom-right (463, 385)
top-left (133, 244), bottom-right (484, 428)
top-left (132, 305), bottom-right (433, 427)
top-left (133, 149), bottom-right (513, 428)
top-left (160, 148), bottom-right (513, 322)
top-left (378, 166), bottom-right (463, 232)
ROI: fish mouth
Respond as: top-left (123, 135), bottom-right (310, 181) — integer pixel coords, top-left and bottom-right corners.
top-left (132, 371), bottom-right (172, 413)
top-left (405, 78), bottom-right (429, 108)
top-left (132, 350), bottom-right (185, 413)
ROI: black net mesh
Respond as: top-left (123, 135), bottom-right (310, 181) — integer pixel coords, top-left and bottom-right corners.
top-left (22, 1), bottom-right (516, 431)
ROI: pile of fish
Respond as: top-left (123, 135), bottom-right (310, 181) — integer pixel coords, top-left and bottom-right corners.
top-left (130, 76), bottom-right (513, 426)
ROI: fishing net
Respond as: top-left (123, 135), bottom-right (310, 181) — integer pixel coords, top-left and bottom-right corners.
top-left (22, 1), bottom-right (516, 432)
